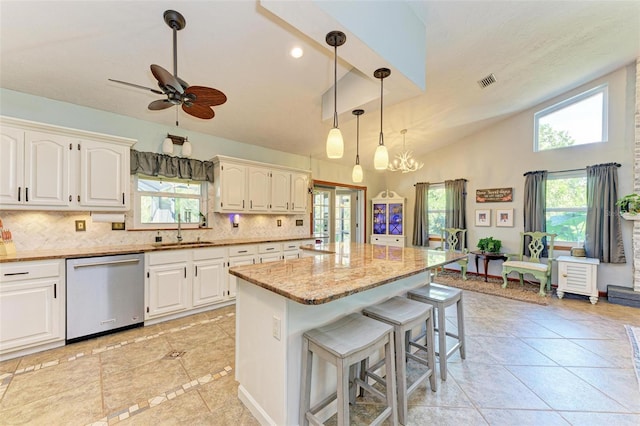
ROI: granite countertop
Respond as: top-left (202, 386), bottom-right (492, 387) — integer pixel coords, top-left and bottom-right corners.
top-left (0, 235), bottom-right (314, 263)
top-left (229, 242), bottom-right (469, 305)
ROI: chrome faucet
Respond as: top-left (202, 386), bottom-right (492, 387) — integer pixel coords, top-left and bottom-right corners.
top-left (177, 213), bottom-right (183, 242)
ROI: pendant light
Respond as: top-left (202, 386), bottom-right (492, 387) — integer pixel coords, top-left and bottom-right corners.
top-left (388, 129), bottom-right (423, 173)
top-left (351, 109), bottom-right (364, 183)
top-left (325, 31), bottom-right (346, 159)
top-left (373, 68), bottom-right (390, 170)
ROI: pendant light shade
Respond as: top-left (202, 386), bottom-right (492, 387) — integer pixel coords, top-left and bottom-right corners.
top-left (162, 136), bottom-right (174, 155)
top-left (181, 137), bottom-right (192, 157)
top-left (351, 109), bottom-right (364, 183)
top-left (373, 68), bottom-right (390, 170)
top-left (326, 128), bottom-right (343, 159)
top-left (325, 31), bottom-right (346, 159)
top-left (374, 144), bottom-right (389, 170)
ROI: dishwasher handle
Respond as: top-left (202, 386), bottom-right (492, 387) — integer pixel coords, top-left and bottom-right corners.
top-left (73, 258), bottom-right (141, 269)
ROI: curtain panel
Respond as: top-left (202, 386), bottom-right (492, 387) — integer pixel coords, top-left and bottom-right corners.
top-left (412, 182), bottom-right (429, 247)
top-left (585, 163), bottom-right (625, 263)
top-left (445, 179), bottom-right (467, 249)
top-left (523, 170), bottom-right (548, 257)
top-left (130, 150), bottom-right (214, 182)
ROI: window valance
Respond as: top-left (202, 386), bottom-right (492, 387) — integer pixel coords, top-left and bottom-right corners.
top-left (130, 150), bottom-right (214, 182)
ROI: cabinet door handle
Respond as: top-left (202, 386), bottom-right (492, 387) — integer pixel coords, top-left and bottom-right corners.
top-left (77, 195), bottom-right (80, 202)
top-left (25, 187), bottom-right (29, 202)
top-left (266, 247), bottom-right (274, 251)
top-left (287, 202), bottom-right (289, 209)
top-left (4, 271), bottom-right (29, 276)
top-left (562, 273), bottom-right (568, 277)
top-left (238, 250), bottom-right (247, 253)
top-left (195, 265), bottom-right (198, 277)
top-left (122, 193), bottom-right (125, 205)
top-left (18, 187), bottom-right (21, 202)
top-left (184, 267), bottom-right (187, 278)
top-left (242, 200), bottom-right (245, 209)
top-left (54, 283), bottom-right (57, 299)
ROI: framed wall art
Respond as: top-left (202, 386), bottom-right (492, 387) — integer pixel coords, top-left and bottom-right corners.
top-left (475, 209), bottom-right (491, 227)
top-left (496, 208), bottom-right (514, 227)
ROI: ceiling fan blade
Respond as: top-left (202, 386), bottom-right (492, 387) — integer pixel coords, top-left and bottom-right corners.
top-left (108, 78), bottom-right (164, 95)
top-left (185, 86), bottom-right (227, 106)
top-left (150, 64), bottom-right (184, 94)
top-left (148, 99), bottom-right (174, 110)
top-left (182, 103), bottom-right (215, 119)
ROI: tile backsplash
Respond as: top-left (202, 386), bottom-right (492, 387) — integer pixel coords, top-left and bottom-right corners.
top-left (0, 210), bottom-right (309, 251)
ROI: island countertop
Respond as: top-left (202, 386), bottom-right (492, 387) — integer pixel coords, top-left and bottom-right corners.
top-left (229, 242), bottom-right (468, 305)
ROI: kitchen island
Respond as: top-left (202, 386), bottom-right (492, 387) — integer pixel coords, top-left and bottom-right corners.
top-left (229, 243), bottom-right (467, 425)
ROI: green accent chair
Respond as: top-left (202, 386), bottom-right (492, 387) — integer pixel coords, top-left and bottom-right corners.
top-left (502, 231), bottom-right (557, 296)
top-left (436, 228), bottom-right (468, 280)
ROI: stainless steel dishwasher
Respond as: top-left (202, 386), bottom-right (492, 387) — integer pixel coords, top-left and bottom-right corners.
top-left (66, 253), bottom-right (144, 342)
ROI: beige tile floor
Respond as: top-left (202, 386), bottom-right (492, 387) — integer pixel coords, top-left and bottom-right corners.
top-left (1, 291), bottom-right (640, 425)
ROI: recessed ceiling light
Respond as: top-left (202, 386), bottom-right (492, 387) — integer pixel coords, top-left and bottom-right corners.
top-left (290, 47), bottom-right (304, 59)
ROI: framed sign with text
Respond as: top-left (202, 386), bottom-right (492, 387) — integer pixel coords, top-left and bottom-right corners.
top-left (476, 187), bottom-right (513, 203)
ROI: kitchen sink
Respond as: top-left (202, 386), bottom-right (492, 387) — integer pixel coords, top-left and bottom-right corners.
top-left (155, 241), bottom-right (215, 248)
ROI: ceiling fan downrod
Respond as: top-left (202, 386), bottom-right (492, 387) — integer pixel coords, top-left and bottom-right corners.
top-left (163, 10), bottom-right (185, 78)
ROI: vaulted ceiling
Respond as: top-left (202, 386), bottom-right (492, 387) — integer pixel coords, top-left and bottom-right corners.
top-left (1, 1), bottom-right (638, 168)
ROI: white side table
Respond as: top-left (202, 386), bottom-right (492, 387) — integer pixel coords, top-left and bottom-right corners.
top-left (556, 256), bottom-right (600, 304)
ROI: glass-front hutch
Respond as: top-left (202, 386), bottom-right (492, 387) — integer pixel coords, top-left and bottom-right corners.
top-left (371, 190), bottom-right (405, 247)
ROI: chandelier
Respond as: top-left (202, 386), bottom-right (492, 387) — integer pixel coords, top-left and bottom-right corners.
top-left (388, 129), bottom-right (424, 173)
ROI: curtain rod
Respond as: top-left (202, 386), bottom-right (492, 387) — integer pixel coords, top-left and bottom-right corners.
top-left (414, 179), bottom-right (467, 186)
top-left (523, 163), bottom-right (621, 176)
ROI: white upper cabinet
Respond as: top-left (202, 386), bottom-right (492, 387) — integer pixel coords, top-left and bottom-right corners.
top-left (79, 139), bottom-right (129, 208)
top-left (1, 125), bottom-right (25, 205)
top-left (212, 155), bottom-right (310, 214)
top-left (247, 166), bottom-right (270, 212)
top-left (270, 169), bottom-right (290, 212)
top-left (215, 161), bottom-right (247, 211)
top-left (0, 117), bottom-right (135, 211)
top-left (291, 172), bottom-right (309, 213)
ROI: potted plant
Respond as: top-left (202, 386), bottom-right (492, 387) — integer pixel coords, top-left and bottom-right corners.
top-left (477, 237), bottom-right (502, 253)
top-left (616, 193), bottom-right (640, 220)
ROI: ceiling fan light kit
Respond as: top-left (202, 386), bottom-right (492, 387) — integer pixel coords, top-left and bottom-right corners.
top-left (352, 109), bottom-right (364, 183)
top-left (374, 67), bottom-right (390, 170)
top-left (108, 10), bottom-right (226, 124)
top-left (326, 30), bottom-right (346, 159)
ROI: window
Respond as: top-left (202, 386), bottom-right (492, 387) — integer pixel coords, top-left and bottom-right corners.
top-left (545, 171), bottom-right (587, 243)
top-left (427, 184), bottom-right (445, 236)
top-left (534, 84), bottom-right (608, 152)
top-left (134, 175), bottom-right (206, 229)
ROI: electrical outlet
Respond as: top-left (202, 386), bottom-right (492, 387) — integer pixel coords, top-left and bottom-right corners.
top-left (272, 316), bottom-right (281, 340)
top-left (277, 219), bottom-right (282, 227)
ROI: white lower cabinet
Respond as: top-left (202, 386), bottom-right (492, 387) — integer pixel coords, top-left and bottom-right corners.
top-left (227, 245), bottom-right (257, 298)
top-left (0, 260), bottom-right (65, 359)
top-left (146, 250), bottom-right (190, 319)
top-left (146, 247), bottom-right (228, 322)
top-left (556, 256), bottom-right (600, 304)
top-left (192, 248), bottom-right (227, 307)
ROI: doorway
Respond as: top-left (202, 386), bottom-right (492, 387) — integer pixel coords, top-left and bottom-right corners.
top-left (312, 181), bottom-right (366, 244)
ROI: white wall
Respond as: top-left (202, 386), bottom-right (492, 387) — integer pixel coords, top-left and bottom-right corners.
top-left (386, 64), bottom-right (637, 291)
top-left (0, 88), bottom-right (386, 249)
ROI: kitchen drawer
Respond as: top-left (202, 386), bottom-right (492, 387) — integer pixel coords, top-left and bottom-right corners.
top-left (259, 243), bottom-right (282, 254)
top-left (193, 247), bottom-right (226, 260)
top-left (229, 245), bottom-right (257, 257)
top-left (0, 260), bottom-right (62, 282)
top-left (283, 241), bottom-right (301, 251)
top-left (147, 250), bottom-right (190, 266)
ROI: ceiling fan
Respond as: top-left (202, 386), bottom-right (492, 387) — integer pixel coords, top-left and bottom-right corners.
top-left (108, 10), bottom-right (227, 122)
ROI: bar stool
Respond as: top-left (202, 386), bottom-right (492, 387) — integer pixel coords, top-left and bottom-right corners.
top-left (408, 283), bottom-right (466, 381)
top-left (363, 296), bottom-right (437, 425)
top-left (299, 313), bottom-right (398, 426)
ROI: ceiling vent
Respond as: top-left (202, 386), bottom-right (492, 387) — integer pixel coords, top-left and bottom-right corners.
top-left (477, 73), bottom-right (497, 89)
